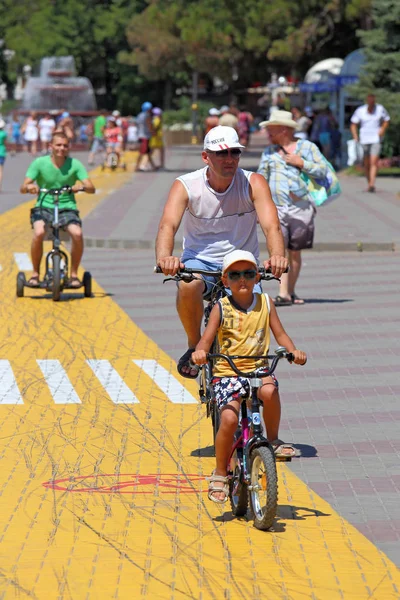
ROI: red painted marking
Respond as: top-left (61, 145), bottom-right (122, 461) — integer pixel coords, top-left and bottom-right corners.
top-left (42, 473), bottom-right (206, 494)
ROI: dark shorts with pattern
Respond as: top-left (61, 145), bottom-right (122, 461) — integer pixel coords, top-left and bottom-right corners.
top-left (212, 375), bottom-right (278, 410)
top-left (30, 207), bottom-right (82, 229)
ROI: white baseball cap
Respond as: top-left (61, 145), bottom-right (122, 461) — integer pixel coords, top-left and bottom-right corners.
top-left (222, 250), bottom-right (258, 274)
top-left (112, 110), bottom-right (121, 117)
top-left (209, 108), bottom-right (220, 116)
top-left (203, 125), bottom-right (245, 151)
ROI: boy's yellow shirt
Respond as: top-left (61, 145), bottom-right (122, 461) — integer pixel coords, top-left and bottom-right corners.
top-left (215, 293), bottom-right (270, 377)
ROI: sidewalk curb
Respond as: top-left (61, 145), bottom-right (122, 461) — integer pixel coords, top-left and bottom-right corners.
top-left (84, 238), bottom-right (397, 252)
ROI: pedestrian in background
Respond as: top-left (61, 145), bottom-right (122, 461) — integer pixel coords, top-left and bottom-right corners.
top-left (135, 101), bottom-right (158, 172)
top-left (88, 109), bottom-right (107, 165)
top-left (10, 113), bottom-right (22, 156)
top-left (204, 108), bottom-right (220, 135)
top-left (38, 113), bottom-right (56, 154)
top-left (150, 108), bottom-right (165, 169)
top-left (258, 110), bottom-right (329, 306)
top-left (219, 105), bottom-right (238, 130)
top-left (237, 108), bottom-right (253, 146)
top-left (0, 119), bottom-right (7, 191)
top-left (22, 112), bottom-right (39, 156)
top-left (350, 93), bottom-right (390, 193)
top-left (292, 107), bottom-right (311, 141)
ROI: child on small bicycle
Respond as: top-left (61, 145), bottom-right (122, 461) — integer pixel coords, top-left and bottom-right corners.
top-left (191, 249), bottom-right (307, 503)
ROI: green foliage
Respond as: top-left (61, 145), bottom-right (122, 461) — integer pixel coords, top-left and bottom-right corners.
top-left (351, 0), bottom-right (400, 155)
top-left (162, 96), bottom-right (215, 126)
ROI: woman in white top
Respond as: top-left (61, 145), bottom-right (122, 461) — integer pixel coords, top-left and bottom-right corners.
top-left (22, 112), bottom-right (39, 156)
top-left (38, 113), bottom-right (56, 154)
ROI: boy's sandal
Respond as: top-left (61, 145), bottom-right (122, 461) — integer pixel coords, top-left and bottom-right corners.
top-left (177, 348), bottom-right (200, 379)
top-left (271, 439), bottom-right (298, 459)
top-left (66, 277), bottom-right (82, 289)
top-left (27, 276), bottom-right (40, 288)
top-left (273, 295), bottom-right (292, 307)
top-left (206, 471), bottom-right (229, 504)
top-left (291, 293), bottom-right (305, 305)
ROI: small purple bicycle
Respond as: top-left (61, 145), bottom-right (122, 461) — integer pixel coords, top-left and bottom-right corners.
top-left (207, 348), bottom-right (294, 530)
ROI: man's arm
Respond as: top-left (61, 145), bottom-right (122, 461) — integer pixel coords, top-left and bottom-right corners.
top-left (155, 179), bottom-right (189, 275)
top-left (20, 177), bottom-right (39, 194)
top-left (249, 173), bottom-right (287, 278)
top-left (71, 178), bottom-right (95, 194)
top-left (379, 119), bottom-right (389, 138)
top-left (350, 122), bottom-right (359, 142)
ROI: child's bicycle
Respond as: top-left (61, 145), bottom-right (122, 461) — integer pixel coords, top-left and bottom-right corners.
top-left (154, 265), bottom-right (281, 451)
top-left (207, 348), bottom-right (294, 530)
top-left (101, 148), bottom-right (126, 171)
top-left (16, 187), bottom-right (92, 302)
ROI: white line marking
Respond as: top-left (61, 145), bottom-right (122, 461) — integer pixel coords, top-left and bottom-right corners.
top-left (14, 252), bottom-right (33, 271)
top-left (0, 360), bottom-right (24, 404)
top-left (37, 360), bottom-right (81, 404)
top-left (133, 360), bottom-right (198, 404)
top-left (86, 360), bottom-right (139, 404)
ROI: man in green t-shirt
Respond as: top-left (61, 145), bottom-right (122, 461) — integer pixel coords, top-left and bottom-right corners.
top-left (88, 109), bottom-right (107, 165)
top-left (20, 131), bottom-right (95, 287)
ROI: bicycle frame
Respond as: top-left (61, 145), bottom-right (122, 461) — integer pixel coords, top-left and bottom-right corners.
top-left (40, 189), bottom-right (69, 284)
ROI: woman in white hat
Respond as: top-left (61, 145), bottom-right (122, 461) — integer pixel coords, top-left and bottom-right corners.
top-left (257, 110), bottom-right (329, 306)
top-left (0, 119), bottom-right (7, 191)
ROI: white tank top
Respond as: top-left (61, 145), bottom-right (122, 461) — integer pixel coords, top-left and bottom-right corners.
top-left (178, 167), bottom-right (259, 265)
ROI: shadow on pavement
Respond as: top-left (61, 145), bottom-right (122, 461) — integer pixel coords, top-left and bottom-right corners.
top-left (26, 291), bottom-right (114, 301)
top-left (293, 443), bottom-right (318, 458)
top-left (190, 446), bottom-right (215, 458)
top-left (214, 504), bottom-right (331, 529)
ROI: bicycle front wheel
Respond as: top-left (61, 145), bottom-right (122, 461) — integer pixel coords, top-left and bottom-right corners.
top-left (249, 445), bottom-right (277, 530)
top-left (52, 254), bottom-right (61, 302)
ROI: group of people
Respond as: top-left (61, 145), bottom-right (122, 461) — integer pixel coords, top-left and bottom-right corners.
top-left (10, 91), bottom-right (390, 506)
top-left (156, 91), bottom-right (390, 503)
top-left (204, 105), bottom-right (254, 147)
top-left (87, 103), bottom-right (164, 171)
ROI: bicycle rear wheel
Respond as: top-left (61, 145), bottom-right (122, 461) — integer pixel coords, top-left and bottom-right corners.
top-left (249, 445), bottom-right (277, 530)
top-left (229, 449), bottom-right (248, 516)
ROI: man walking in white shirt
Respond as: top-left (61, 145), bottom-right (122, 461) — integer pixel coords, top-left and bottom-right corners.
top-left (350, 94), bottom-right (390, 192)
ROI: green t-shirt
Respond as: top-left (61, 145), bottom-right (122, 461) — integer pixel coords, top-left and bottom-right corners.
top-left (94, 115), bottom-right (107, 138)
top-left (0, 130), bottom-right (7, 158)
top-left (26, 155), bottom-right (89, 210)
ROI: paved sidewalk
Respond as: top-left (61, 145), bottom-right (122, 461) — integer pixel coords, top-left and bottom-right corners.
top-left (80, 135), bottom-right (400, 251)
top-left (2, 145), bottom-right (400, 570)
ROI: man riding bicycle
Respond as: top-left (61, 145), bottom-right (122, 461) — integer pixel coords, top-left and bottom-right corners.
top-left (155, 125), bottom-right (288, 378)
top-left (20, 131), bottom-right (95, 288)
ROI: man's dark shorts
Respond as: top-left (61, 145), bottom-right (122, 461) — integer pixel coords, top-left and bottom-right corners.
top-left (30, 207), bottom-right (82, 229)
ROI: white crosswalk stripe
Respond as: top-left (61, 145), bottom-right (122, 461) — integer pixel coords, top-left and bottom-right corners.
top-left (14, 252), bottom-right (33, 271)
top-left (87, 359), bottom-right (139, 404)
top-left (0, 360), bottom-right (24, 404)
top-left (133, 360), bottom-right (198, 404)
top-left (37, 360), bottom-right (82, 404)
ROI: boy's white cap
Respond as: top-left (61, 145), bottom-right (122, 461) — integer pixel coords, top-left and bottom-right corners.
top-left (222, 250), bottom-right (257, 274)
top-left (204, 125), bottom-right (245, 151)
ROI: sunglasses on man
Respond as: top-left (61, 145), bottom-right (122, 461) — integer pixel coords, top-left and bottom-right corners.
top-left (226, 269), bottom-right (258, 281)
top-left (208, 149), bottom-right (242, 157)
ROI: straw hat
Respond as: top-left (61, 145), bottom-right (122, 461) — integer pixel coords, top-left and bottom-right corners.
top-left (259, 110), bottom-right (298, 129)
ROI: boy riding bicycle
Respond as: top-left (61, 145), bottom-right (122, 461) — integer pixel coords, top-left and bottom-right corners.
top-left (191, 249), bottom-right (307, 503)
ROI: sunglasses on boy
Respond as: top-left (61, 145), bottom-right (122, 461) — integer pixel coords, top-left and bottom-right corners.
top-left (226, 269), bottom-right (258, 281)
top-left (207, 149), bottom-right (242, 158)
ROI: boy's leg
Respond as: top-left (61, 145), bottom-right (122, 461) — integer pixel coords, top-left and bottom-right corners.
top-left (212, 399), bottom-right (240, 502)
top-left (259, 377), bottom-right (295, 457)
top-left (259, 377), bottom-right (281, 442)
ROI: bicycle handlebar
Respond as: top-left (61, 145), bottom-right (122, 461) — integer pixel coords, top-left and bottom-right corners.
top-left (154, 265), bottom-right (287, 280)
top-left (39, 186), bottom-right (73, 195)
top-left (205, 348), bottom-right (294, 378)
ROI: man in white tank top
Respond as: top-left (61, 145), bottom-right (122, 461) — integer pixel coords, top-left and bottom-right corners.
top-left (156, 126), bottom-right (287, 378)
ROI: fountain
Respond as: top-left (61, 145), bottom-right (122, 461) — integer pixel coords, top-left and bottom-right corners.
top-left (21, 56), bottom-right (97, 113)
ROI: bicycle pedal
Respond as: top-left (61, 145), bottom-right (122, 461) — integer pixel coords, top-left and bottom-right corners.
top-left (276, 456), bottom-right (292, 462)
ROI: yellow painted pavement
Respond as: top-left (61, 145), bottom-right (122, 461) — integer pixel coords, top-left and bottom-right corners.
top-left (0, 156), bottom-right (398, 599)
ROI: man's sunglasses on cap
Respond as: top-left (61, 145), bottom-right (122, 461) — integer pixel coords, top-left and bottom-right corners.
top-left (226, 269), bottom-right (257, 281)
top-left (208, 149), bottom-right (242, 157)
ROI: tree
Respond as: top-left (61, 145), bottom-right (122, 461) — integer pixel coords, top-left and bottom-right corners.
top-left (352, 0), bottom-right (400, 155)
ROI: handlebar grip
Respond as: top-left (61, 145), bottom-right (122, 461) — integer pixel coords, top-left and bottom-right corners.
top-left (154, 266), bottom-right (163, 273)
